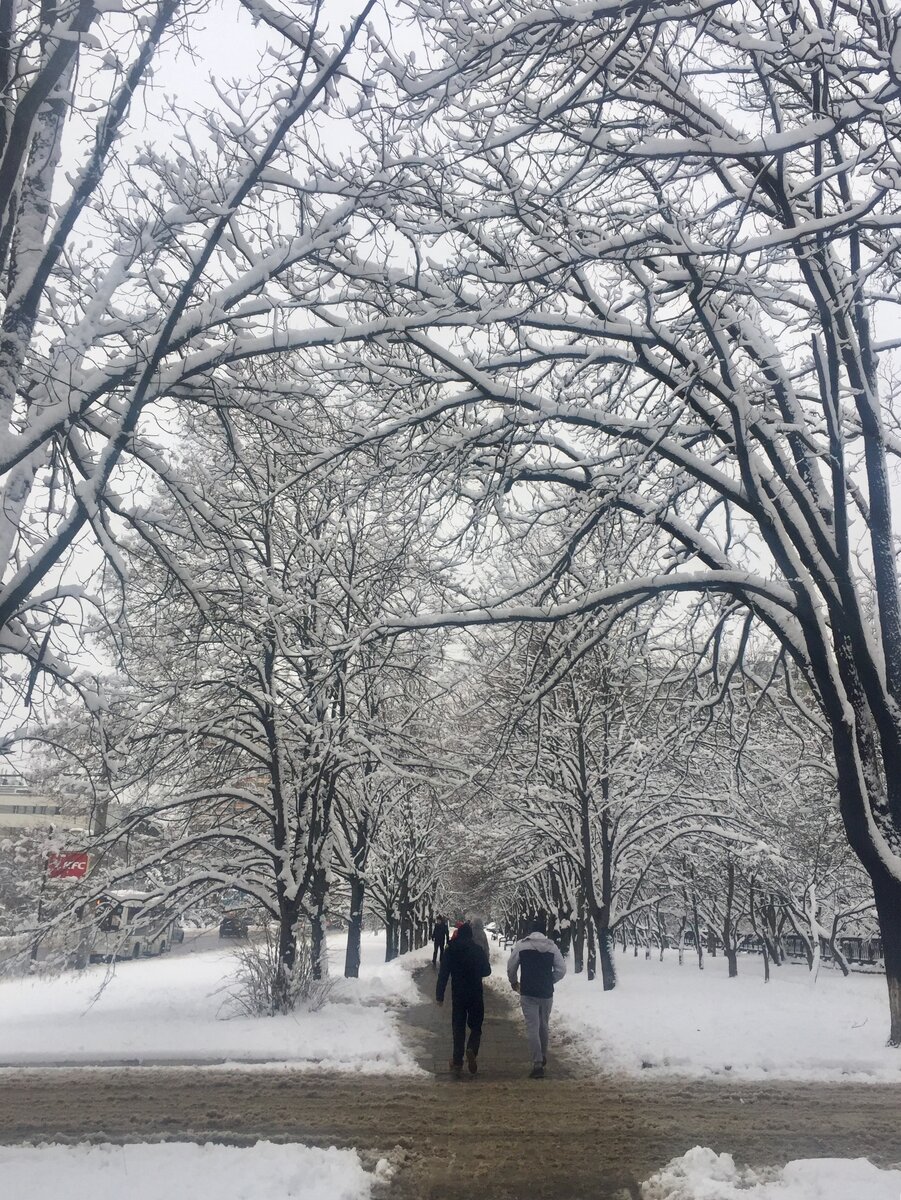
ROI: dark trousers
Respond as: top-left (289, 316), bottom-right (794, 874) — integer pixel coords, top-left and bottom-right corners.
top-left (432, 939), bottom-right (445, 965)
top-left (451, 991), bottom-right (484, 1065)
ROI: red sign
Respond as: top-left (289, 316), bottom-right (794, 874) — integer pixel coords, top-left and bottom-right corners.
top-left (47, 851), bottom-right (89, 880)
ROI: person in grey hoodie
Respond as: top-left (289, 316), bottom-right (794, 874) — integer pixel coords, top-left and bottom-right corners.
top-left (471, 917), bottom-right (491, 961)
top-left (506, 915), bottom-right (567, 1078)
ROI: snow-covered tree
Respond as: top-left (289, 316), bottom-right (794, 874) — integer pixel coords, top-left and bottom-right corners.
top-left (0, 0), bottom-right (375, 706)
top-left (468, 608), bottom-right (741, 986)
top-left (368, 787), bottom-right (444, 962)
top-left (42, 398), bottom-right (446, 1001)
top-left (332, 640), bottom-right (452, 977)
top-left (332, 0), bottom-right (901, 1043)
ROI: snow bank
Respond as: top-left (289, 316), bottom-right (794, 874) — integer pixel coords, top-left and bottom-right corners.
top-left (0, 1140), bottom-right (387, 1200)
top-left (552, 948), bottom-right (901, 1082)
top-left (327, 934), bottom-right (424, 1009)
top-left (640, 1146), bottom-right (901, 1199)
top-left (0, 931), bottom-right (426, 1072)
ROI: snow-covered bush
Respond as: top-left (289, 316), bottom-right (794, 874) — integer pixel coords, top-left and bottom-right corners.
top-left (228, 925), bottom-right (331, 1017)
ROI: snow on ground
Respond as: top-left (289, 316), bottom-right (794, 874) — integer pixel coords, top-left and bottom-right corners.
top-left (552, 946), bottom-right (901, 1082)
top-left (640, 1146), bottom-right (901, 1199)
top-left (0, 1140), bottom-right (389, 1200)
top-left (0, 931), bottom-right (427, 1071)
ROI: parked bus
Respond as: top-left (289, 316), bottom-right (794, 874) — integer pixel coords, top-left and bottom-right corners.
top-left (89, 892), bottom-right (183, 963)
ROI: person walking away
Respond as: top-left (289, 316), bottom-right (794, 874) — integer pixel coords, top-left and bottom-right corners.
top-left (471, 917), bottom-right (491, 961)
top-left (436, 922), bottom-right (491, 1077)
top-left (507, 915), bottom-right (567, 1079)
top-left (431, 914), bottom-right (449, 966)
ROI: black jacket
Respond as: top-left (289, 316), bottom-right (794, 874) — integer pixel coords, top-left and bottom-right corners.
top-left (436, 935), bottom-right (491, 1002)
top-left (432, 919), bottom-right (449, 948)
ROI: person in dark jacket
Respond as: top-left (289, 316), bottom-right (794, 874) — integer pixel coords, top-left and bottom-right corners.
top-left (431, 914), bottom-right (449, 966)
top-left (436, 921), bottom-right (491, 1076)
top-left (507, 915), bottom-right (567, 1079)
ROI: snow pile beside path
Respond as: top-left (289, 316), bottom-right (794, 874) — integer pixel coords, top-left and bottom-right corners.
top-left (552, 948), bottom-right (901, 1082)
top-left (0, 931), bottom-right (424, 1072)
top-left (327, 935), bottom-right (426, 1008)
top-left (0, 1141), bottom-right (388, 1200)
top-left (641, 1146), bottom-right (901, 1199)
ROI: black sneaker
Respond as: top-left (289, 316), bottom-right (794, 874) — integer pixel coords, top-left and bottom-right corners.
top-left (528, 1065), bottom-right (545, 1079)
top-left (466, 1048), bottom-right (478, 1075)
top-left (449, 1058), bottom-right (463, 1078)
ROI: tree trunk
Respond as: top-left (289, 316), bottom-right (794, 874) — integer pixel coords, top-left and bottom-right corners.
top-left (832, 726), bottom-right (901, 1042)
top-left (723, 859), bottom-right (738, 978)
top-left (656, 902), bottom-right (667, 961)
top-left (344, 876), bottom-right (365, 979)
top-left (572, 911), bottom-right (585, 974)
top-left (768, 899), bottom-right (785, 964)
top-left (310, 864), bottom-right (329, 981)
top-left (788, 912), bottom-right (815, 970)
top-left (385, 914), bottom-right (398, 962)
top-left (872, 873), bottom-right (901, 1046)
top-left (583, 808), bottom-right (617, 989)
top-left (558, 913), bottom-right (573, 957)
top-left (761, 896), bottom-right (783, 966)
top-left (400, 909), bottom-right (413, 955)
top-left (828, 917), bottom-right (851, 978)
top-left (598, 923), bottom-right (616, 991)
top-left (690, 889), bottom-right (704, 970)
top-left (274, 899), bottom-right (299, 1014)
top-left (586, 917), bottom-right (597, 981)
top-left (310, 914), bottom-right (326, 980)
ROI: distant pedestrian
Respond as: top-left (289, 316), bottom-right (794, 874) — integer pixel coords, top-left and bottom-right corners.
top-left (450, 919), bottom-right (465, 940)
top-left (436, 921), bottom-right (491, 1077)
top-left (507, 915), bottom-right (567, 1079)
top-left (431, 914), bottom-right (450, 966)
top-left (471, 917), bottom-right (491, 961)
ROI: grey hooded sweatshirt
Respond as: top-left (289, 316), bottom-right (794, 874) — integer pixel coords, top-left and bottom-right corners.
top-left (471, 918), bottom-right (491, 961)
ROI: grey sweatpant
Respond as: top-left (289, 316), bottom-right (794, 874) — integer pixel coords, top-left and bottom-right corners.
top-left (520, 993), bottom-right (553, 1065)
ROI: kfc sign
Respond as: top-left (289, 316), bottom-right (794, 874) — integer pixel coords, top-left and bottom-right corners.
top-left (47, 851), bottom-right (89, 880)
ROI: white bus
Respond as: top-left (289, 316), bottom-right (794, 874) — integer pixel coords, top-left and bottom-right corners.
top-left (88, 892), bottom-right (183, 963)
